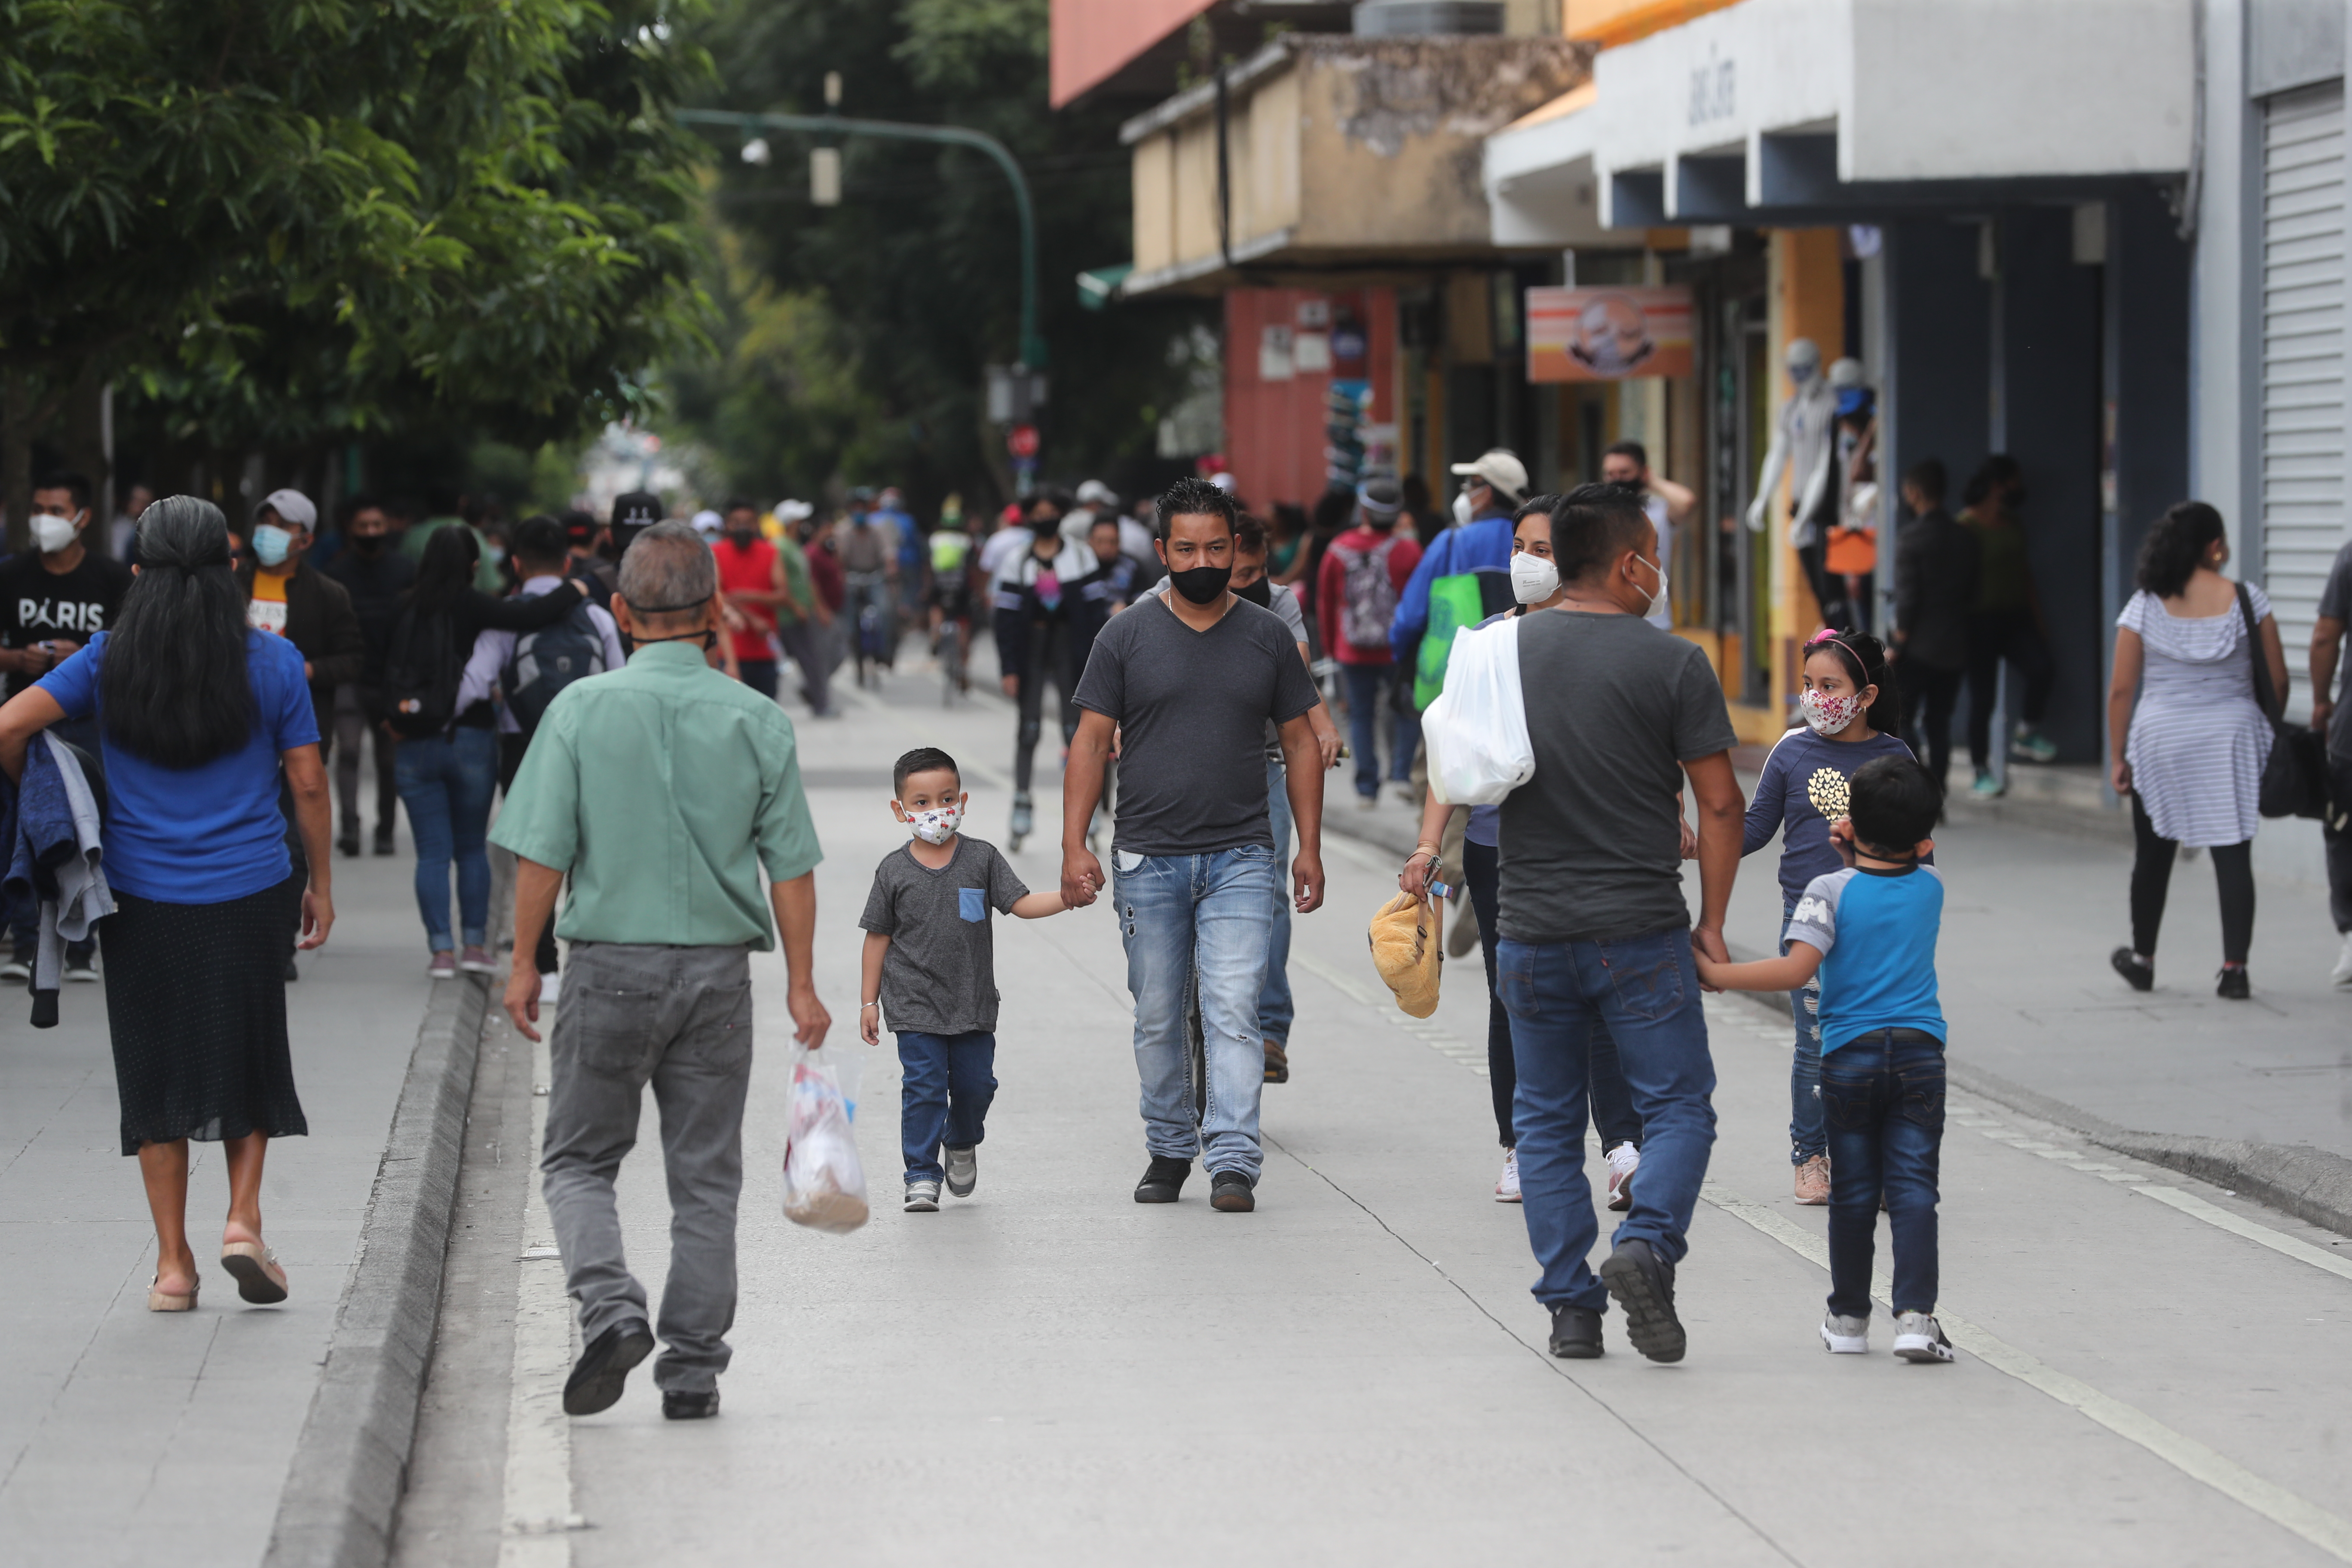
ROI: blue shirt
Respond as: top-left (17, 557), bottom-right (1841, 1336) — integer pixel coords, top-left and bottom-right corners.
top-left (1782, 864), bottom-right (1946, 1053)
top-left (1387, 513), bottom-right (1516, 665)
top-left (38, 630), bottom-right (319, 903)
top-left (1742, 726), bottom-right (1922, 906)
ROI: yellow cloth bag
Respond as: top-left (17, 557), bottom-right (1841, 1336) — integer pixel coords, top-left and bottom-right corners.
top-left (1368, 891), bottom-right (1442, 1019)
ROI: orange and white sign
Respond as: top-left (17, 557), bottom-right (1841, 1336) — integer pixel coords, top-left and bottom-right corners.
top-left (1526, 286), bottom-right (1694, 383)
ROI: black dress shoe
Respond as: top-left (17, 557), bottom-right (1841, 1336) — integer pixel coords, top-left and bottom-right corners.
top-left (1209, 1170), bottom-right (1256, 1212)
top-left (373, 830), bottom-right (396, 857)
top-left (662, 1388), bottom-right (721, 1421)
top-left (1133, 1156), bottom-right (1191, 1204)
top-left (336, 832), bottom-right (361, 859)
top-left (564, 1320), bottom-right (655, 1415)
top-left (1547, 1303), bottom-right (1604, 1359)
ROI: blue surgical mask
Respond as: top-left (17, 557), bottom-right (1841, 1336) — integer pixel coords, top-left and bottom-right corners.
top-left (251, 524), bottom-right (293, 567)
top-left (486, 545), bottom-right (507, 567)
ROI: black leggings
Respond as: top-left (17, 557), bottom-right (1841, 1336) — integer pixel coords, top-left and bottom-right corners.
top-left (1463, 838), bottom-right (1643, 1152)
top-left (1011, 623), bottom-right (1081, 795)
top-left (2130, 794), bottom-right (2254, 965)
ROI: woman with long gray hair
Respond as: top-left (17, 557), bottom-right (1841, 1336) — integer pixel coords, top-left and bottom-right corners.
top-left (0, 496), bottom-right (333, 1311)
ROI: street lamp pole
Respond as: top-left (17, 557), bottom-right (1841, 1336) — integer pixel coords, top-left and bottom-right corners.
top-left (676, 108), bottom-right (1046, 371)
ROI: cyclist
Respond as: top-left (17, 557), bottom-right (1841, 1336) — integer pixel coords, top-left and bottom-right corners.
top-left (928, 496), bottom-right (981, 698)
top-left (992, 518), bottom-right (1109, 847)
top-left (838, 496), bottom-right (897, 685)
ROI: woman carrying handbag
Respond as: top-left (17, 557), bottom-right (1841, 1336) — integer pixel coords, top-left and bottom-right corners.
top-left (2105, 502), bottom-right (2290, 998)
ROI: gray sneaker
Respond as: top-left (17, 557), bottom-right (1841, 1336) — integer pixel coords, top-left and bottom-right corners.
top-left (1893, 1311), bottom-right (1956, 1363)
top-left (944, 1145), bottom-right (977, 1197)
top-left (1821, 1312), bottom-right (1871, 1354)
top-left (903, 1179), bottom-right (941, 1213)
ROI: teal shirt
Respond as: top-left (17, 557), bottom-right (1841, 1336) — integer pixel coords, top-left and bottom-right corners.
top-left (489, 642), bottom-right (823, 949)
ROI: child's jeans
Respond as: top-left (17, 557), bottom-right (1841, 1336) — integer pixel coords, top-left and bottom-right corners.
top-left (1783, 901), bottom-right (1826, 1164)
top-left (1819, 1026), bottom-right (1945, 1320)
top-left (897, 1030), bottom-right (998, 1183)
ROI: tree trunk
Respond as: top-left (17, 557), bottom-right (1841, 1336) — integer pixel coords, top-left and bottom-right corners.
top-left (3, 367), bottom-right (33, 556)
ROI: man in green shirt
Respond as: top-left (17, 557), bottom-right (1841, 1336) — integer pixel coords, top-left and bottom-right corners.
top-left (493, 519), bottom-right (831, 1423)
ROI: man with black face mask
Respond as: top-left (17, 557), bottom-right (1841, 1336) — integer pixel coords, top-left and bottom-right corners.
top-left (1062, 479), bottom-right (1328, 1214)
top-left (323, 494), bottom-right (419, 856)
top-left (1142, 514), bottom-right (1341, 1082)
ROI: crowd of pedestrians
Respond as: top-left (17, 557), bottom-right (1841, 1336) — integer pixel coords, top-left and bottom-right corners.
top-left (3, 444), bottom-right (2345, 1420)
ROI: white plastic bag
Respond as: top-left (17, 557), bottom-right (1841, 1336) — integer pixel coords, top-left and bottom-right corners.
top-left (1419, 619), bottom-right (1534, 805)
top-left (782, 1046), bottom-right (869, 1233)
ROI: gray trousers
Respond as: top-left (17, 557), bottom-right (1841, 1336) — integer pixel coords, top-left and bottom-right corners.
top-left (776, 620), bottom-right (833, 716)
top-left (542, 942), bottom-right (754, 1392)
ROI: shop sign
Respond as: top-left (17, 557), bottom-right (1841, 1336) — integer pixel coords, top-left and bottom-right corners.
top-left (1525, 286), bottom-right (1694, 383)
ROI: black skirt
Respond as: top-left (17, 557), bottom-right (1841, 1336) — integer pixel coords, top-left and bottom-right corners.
top-left (102, 879), bottom-right (307, 1157)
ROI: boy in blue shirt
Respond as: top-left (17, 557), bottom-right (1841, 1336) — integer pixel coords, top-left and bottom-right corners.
top-left (1699, 755), bottom-right (1955, 1363)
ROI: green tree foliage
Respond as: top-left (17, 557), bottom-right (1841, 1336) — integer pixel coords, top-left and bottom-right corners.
top-left (674, 0), bottom-right (1210, 507)
top-left (0, 0), bottom-right (713, 541)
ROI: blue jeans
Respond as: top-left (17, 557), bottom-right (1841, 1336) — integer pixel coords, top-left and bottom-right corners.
top-left (1113, 844), bottom-right (1280, 1180)
top-left (1259, 757), bottom-right (1294, 1047)
top-left (1783, 901), bottom-right (1826, 1162)
top-left (1498, 927), bottom-right (1718, 1311)
top-left (1340, 664), bottom-right (1419, 797)
top-left (395, 726), bottom-right (498, 952)
top-left (1820, 1028), bottom-right (1946, 1318)
top-left (897, 1030), bottom-right (997, 1183)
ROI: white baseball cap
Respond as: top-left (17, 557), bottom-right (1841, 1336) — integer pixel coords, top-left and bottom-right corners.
top-left (1076, 478), bottom-right (1118, 508)
top-left (257, 488), bottom-right (317, 532)
top-left (690, 508), bottom-right (723, 537)
top-left (1448, 449), bottom-right (1528, 501)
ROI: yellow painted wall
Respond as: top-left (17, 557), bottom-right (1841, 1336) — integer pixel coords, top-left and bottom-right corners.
top-left (1132, 136), bottom-right (1174, 274)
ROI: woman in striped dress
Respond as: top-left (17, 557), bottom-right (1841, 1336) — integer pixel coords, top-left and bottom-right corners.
top-left (2106, 502), bottom-right (2289, 998)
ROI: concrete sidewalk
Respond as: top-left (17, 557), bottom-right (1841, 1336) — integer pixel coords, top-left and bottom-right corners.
top-left (393, 665), bottom-right (2352, 1566)
top-left (0, 835), bottom-right (450, 1565)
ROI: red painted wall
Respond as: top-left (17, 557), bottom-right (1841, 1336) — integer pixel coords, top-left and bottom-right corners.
top-left (1049, 0), bottom-right (1215, 107)
top-left (1224, 287), bottom-right (1397, 513)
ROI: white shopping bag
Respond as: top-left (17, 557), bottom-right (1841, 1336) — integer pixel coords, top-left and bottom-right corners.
top-left (782, 1046), bottom-right (870, 1233)
top-left (1419, 619), bottom-right (1534, 805)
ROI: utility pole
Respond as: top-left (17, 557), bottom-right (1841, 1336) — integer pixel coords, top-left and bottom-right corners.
top-left (677, 106), bottom-right (1047, 374)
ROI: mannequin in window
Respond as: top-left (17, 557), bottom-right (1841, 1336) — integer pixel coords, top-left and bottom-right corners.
top-left (1745, 337), bottom-right (1848, 629)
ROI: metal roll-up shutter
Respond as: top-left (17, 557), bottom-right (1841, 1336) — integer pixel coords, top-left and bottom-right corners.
top-left (2260, 80), bottom-right (2346, 719)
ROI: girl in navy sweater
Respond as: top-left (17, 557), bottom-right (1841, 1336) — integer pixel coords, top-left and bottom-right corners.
top-left (1742, 629), bottom-right (1918, 1204)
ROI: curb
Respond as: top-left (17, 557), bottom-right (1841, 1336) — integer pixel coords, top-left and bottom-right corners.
top-left (262, 973), bottom-right (493, 1568)
top-left (1713, 983), bottom-right (2352, 1240)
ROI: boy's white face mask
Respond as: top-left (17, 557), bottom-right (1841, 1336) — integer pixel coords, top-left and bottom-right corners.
top-left (905, 802), bottom-right (963, 845)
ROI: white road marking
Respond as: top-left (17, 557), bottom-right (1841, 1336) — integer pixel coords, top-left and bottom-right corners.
top-left (499, 1029), bottom-right (582, 1566)
top-left (2133, 1184), bottom-right (2352, 1283)
top-left (1701, 1184), bottom-right (2352, 1563)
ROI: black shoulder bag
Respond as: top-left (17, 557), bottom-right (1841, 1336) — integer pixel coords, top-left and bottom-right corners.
top-left (2239, 583), bottom-right (2328, 820)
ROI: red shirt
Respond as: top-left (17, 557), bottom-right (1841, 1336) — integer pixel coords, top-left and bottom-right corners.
top-left (805, 539), bottom-right (846, 612)
top-left (1317, 526), bottom-right (1422, 665)
top-left (714, 535), bottom-right (780, 664)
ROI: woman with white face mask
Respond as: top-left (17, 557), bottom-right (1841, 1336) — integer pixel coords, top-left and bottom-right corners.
top-left (1398, 497), bottom-right (1647, 1207)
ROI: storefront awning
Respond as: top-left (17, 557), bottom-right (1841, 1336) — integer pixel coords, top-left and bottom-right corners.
top-left (1485, 0), bottom-right (2195, 239)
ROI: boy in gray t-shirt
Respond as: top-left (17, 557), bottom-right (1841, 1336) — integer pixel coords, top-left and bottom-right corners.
top-left (860, 747), bottom-right (1069, 1211)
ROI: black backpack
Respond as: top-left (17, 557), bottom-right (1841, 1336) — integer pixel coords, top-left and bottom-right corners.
top-left (379, 602), bottom-right (463, 738)
top-left (502, 603), bottom-right (609, 737)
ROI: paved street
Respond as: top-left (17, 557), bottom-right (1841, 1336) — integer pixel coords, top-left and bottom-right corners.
top-left (381, 660), bottom-right (2352, 1567)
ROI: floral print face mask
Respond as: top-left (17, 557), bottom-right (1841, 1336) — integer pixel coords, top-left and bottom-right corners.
top-left (1799, 686), bottom-right (1865, 737)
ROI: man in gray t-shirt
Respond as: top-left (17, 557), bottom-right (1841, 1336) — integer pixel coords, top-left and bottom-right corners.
top-left (1487, 482), bottom-right (1746, 1368)
top-left (2312, 541), bottom-right (2352, 975)
top-left (1063, 479), bottom-right (1326, 1212)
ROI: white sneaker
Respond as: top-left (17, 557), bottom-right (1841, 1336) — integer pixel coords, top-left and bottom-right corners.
top-left (1494, 1148), bottom-right (1522, 1203)
top-left (1893, 1311), bottom-right (1956, 1363)
top-left (2332, 934), bottom-right (2352, 988)
top-left (0, 956), bottom-right (28, 983)
top-left (1820, 1312), bottom-right (1871, 1354)
top-left (1605, 1142), bottom-right (1640, 1211)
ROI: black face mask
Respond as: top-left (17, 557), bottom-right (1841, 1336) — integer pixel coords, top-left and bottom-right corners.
top-left (1167, 563), bottom-right (1232, 605)
top-left (351, 534), bottom-right (386, 556)
top-left (2006, 487), bottom-right (2029, 509)
top-left (1235, 576), bottom-right (1272, 607)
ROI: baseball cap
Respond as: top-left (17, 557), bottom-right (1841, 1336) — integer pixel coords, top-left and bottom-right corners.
top-left (1357, 477), bottom-right (1403, 520)
top-left (257, 488), bottom-right (317, 532)
top-left (1448, 449), bottom-right (1528, 502)
top-left (1076, 478), bottom-right (1118, 508)
top-left (690, 508), bottom-right (723, 537)
top-left (609, 490), bottom-right (662, 553)
top-left (561, 508), bottom-right (600, 549)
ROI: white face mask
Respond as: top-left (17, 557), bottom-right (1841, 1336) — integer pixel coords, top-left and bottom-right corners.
top-left (1451, 488), bottom-right (1476, 527)
top-left (1510, 551), bottom-right (1559, 605)
top-left (1632, 553), bottom-right (1668, 620)
top-left (905, 802), bottom-right (963, 845)
top-left (1800, 686), bottom-right (1866, 737)
top-left (31, 512), bottom-right (77, 554)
